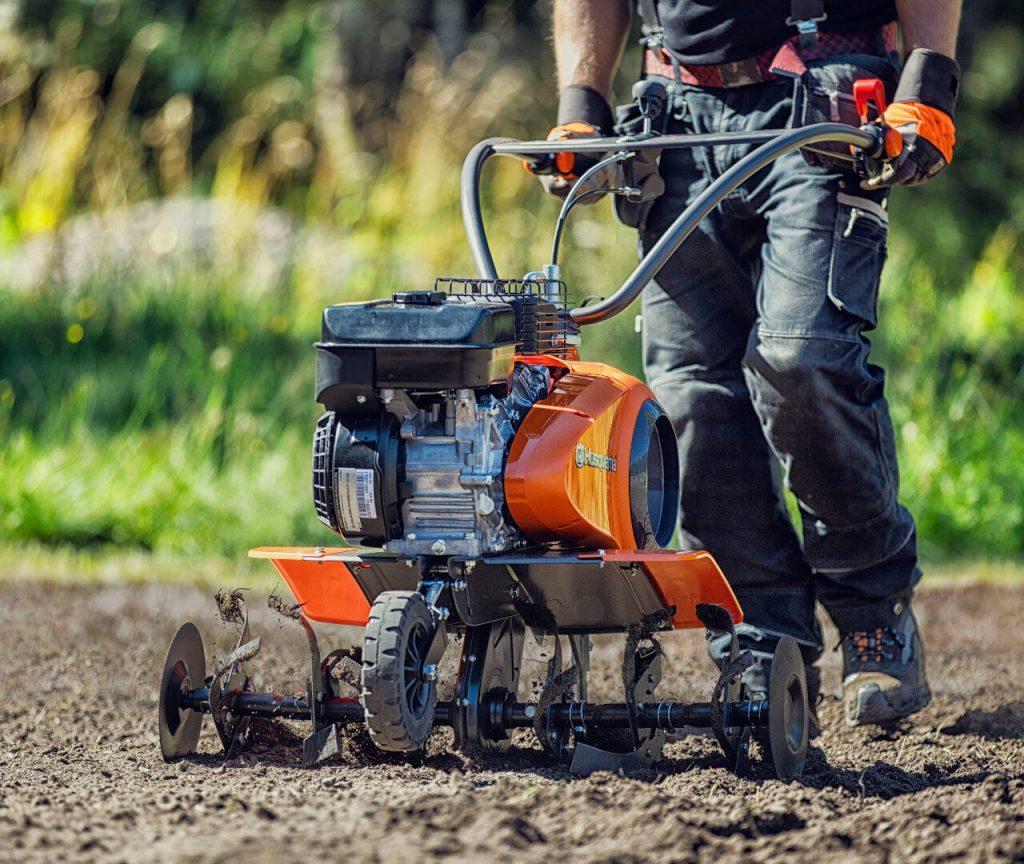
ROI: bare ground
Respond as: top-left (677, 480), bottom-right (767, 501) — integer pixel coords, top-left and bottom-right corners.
top-left (1, 579), bottom-right (1022, 864)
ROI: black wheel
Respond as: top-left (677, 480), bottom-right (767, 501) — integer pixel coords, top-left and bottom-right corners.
top-left (159, 622), bottom-right (206, 760)
top-left (765, 634), bottom-right (808, 781)
top-left (361, 591), bottom-right (437, 753)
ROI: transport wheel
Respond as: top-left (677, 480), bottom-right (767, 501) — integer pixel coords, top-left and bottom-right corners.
top-left (159, 622), bottom-right (206, 760)
top-left (453, 616), bottom-right (525, 753)
top-left (361, 591), bottom-right (437, 752)
top-left (765, 634), bottom-right (808, 781)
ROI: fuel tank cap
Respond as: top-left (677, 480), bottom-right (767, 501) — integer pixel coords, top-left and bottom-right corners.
top-left (392, 291), bottom-right (447, 306)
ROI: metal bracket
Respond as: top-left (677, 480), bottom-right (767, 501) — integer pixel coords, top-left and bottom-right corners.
top-left (785, 15), bottom-right (827, 49)
top-left (269, 594), bottom-right (328, 735)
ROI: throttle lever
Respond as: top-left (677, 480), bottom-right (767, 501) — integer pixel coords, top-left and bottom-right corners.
top-left (853, 77), bottom-right (887, 124)
top-left (851, 77), bottom-right (904, 174)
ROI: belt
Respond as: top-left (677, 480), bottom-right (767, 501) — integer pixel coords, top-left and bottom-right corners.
top-left (643, 23), bottom-right (898, 88)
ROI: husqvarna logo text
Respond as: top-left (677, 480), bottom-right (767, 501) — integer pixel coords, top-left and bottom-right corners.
top-left (575, 442), bottom-right (617, 472)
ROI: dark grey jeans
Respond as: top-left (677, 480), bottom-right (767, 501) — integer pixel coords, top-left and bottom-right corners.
top-left (640, 55), bottom-right (919, 659)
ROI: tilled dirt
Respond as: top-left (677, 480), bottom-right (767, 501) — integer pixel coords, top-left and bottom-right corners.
top-left (1, 579), bottom-right (1022, 863)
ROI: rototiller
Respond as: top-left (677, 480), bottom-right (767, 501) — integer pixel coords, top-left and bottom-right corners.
top-left (159, 79), bottom-right (900, 781)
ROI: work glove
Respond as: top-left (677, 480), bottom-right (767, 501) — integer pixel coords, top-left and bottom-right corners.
top-left (529, 85), bottom-right (618, 204)
top-left (863, 49), bottom-right (960, 189)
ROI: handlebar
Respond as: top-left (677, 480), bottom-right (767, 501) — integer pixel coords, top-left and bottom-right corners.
top-left (460, 123), bottom-right (882, 326)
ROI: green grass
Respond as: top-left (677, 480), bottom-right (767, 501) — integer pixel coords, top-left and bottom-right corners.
top-left (2, 243), bottom-right (1021, 564)
top-left (1, 196), bottom-right (1022, 563)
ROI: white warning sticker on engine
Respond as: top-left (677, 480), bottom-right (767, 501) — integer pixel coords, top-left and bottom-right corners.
top-left (334, 468), bottom-right (377, 533)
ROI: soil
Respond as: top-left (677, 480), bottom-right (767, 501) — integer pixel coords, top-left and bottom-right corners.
top-left (1, 579), bottom-right (1022, 863)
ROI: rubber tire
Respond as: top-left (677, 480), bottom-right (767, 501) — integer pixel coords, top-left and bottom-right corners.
top-left (361, 591), bottom-right (437, 753)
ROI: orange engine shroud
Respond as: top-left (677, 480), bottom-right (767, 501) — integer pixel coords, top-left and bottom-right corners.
top-left (506, 360), bottom-right (656, 551)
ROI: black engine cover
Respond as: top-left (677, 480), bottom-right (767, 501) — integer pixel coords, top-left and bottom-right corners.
top-left (313, 411), bottom-right (402, 546)
top-left (315, 295), bottom-right (517, 411)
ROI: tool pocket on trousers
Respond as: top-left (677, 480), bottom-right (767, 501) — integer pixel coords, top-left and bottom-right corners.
top-left (827, 194), bottom-right (888, 329)
top-left (793, 55), bottom-right (899, 173)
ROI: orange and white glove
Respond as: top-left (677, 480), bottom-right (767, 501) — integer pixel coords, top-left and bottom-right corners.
top-left (863, 49), bottom-right (960, 189)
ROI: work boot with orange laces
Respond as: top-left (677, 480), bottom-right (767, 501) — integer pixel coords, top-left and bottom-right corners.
top-left (841, 596), bottom-right (931, 726)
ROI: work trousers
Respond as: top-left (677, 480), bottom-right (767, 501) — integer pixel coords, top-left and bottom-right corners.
top-left (640, 54), bottom-right (919, 659)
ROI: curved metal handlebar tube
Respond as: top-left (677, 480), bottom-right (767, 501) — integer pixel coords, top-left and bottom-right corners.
top-left (494, 129), bottom-right (785, 157)
top-left (569, 123), bottom-right (877, 325)
top-left (460, 124), bottom-right (879, 322)
top-left (460, 137), bottom-right (516, 282)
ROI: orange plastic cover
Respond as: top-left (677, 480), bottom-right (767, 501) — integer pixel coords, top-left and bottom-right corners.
top-left (583, 549), bottom-right (743, 630)
top-left (248, 547), bottom-right (371, 626)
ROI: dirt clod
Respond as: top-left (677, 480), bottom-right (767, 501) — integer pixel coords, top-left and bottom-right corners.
top-left (266, 591), bottom-right (303, 621)
top-left (214, 588), bottom-right (247, 627)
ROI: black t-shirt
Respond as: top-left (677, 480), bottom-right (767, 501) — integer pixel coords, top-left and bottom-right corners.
top-left (643, 1), bottom-right (898, 64)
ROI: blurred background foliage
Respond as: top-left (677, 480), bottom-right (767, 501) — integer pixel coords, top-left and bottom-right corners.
top-left (0, 0), bottom-right (1022, 564)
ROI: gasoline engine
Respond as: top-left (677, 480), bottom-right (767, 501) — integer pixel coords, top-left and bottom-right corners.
top-left (310, 279), bottom-right (679, 559)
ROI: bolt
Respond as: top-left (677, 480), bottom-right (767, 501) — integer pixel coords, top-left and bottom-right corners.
top-left (458, 698), bottom-right (470, 707)
top-left (476, 494), bottom-right (495, 516)
top-left (523, 703), bottom-right (537, 719)
top-left (356, 394), bottom-right (367, 404)
top-left (548, 731), bottom-right (558, 740)
top-left (422, 664), bottom-right (439, 682)
top-left (467, 654), bottom-right (477, 663)
top-left (407, 533), bottom-right (417, 540)
top-left (574, 726), bottom-right (584, 733)
top-left (430, 539), bottom-right (447, 555)
top-left (437, 607), bottom-right (450, 621)
top-left (452, 579), bottom-right (467, 591)
top-left (648, 674), bottom-right (656, 683)
top-left (636, 702), bottom-right (644, 710)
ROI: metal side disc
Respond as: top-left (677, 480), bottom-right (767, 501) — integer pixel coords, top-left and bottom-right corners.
top-left (159, 622), bottom-right (206, 761)
top-left (767, 634), bottom-right (808, 781)
top-left (455, 617), bottom-right (525, 753)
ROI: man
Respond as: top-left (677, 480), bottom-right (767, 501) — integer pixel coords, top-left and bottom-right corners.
top-left (537, 0), bottom-right (961, 727)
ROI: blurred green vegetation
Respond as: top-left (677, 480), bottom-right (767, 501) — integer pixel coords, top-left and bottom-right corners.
top-left (1, 1), bottom-right (1022, 565)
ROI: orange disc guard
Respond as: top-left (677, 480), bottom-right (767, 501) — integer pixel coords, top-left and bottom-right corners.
top-left (506, 360), bottom-right (655, 551)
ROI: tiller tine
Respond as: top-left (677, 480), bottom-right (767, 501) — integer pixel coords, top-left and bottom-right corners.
top-left (268, 593), bottom-right (347, 767)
